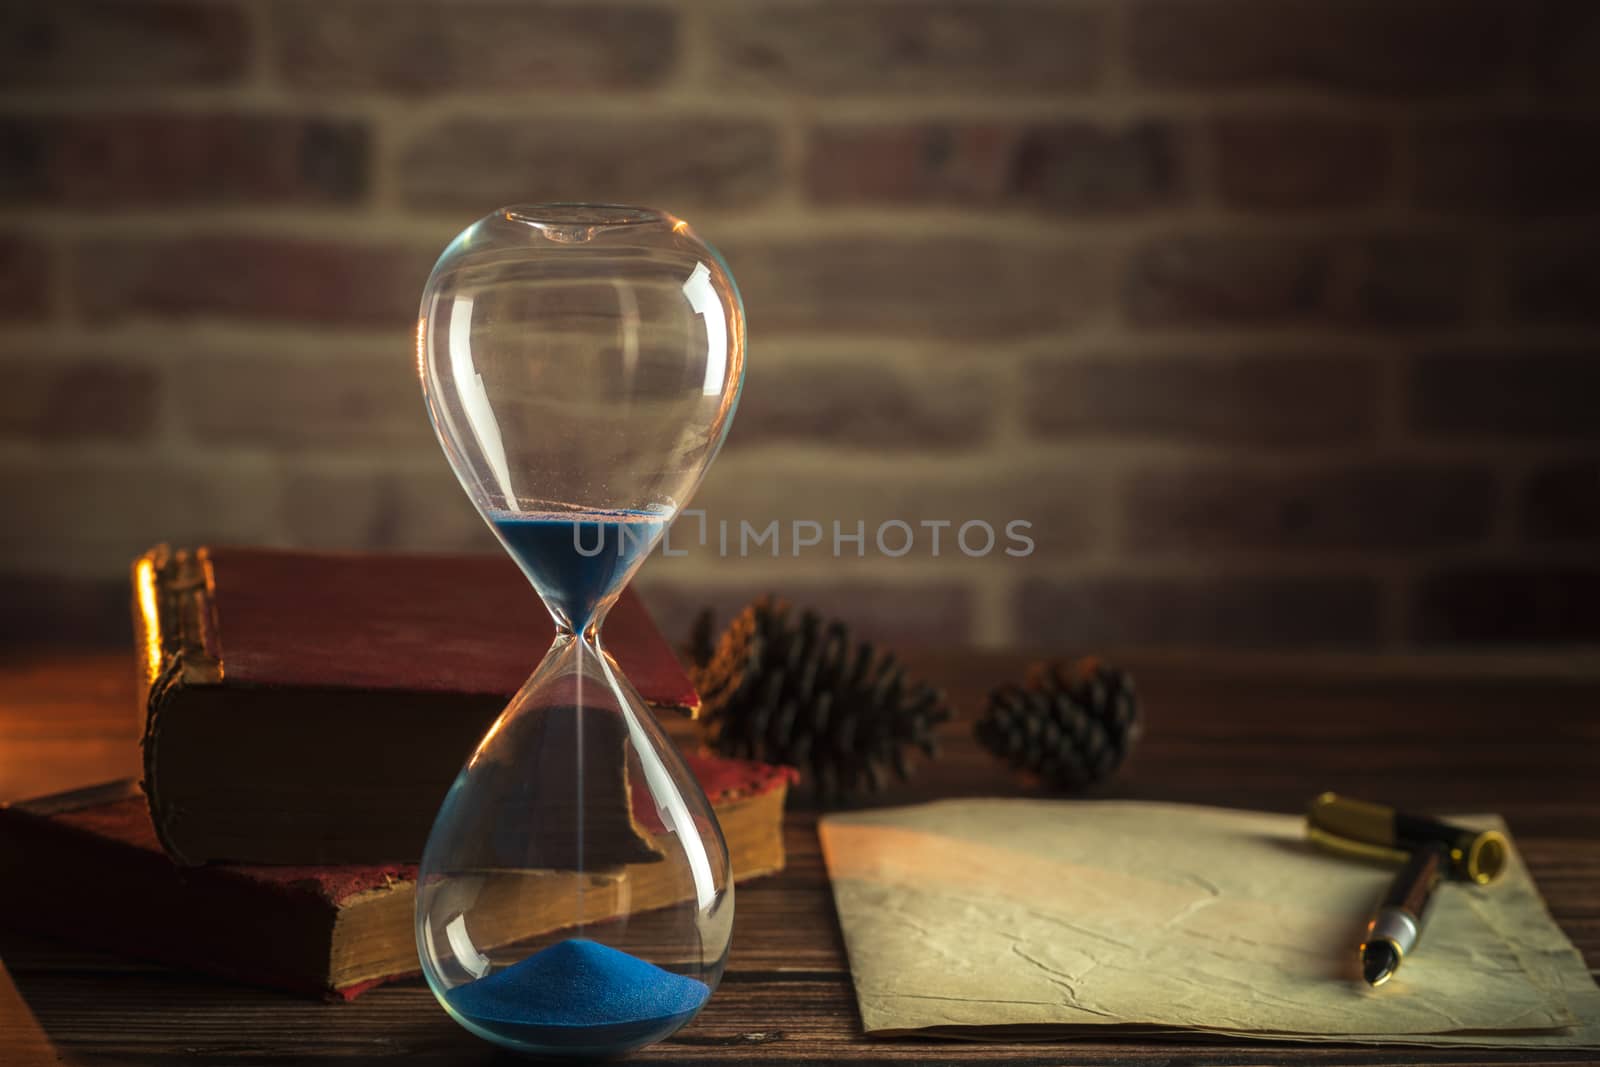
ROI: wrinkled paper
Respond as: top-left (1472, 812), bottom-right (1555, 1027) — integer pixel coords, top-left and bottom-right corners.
top-left (819, 800), bottom-right (1599, 1048)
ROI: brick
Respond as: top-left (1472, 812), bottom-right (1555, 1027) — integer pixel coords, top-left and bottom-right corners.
top-left (710, 2), bottom-right (1104, 95)
top-left (1523, 461), bottom-right (1600, 544)
top-left (1414, 118), bottom-right (1600, 218)
top-left (1025, 354), bottom-right (1377, 447)
top-left (637, 577), bottom-right (975, 648)
top-left (807, 121), bottom-right (1183, 213)
top-left (0, 114), bottom-right (368, 208)
top-left (399, 117), bottom-right (778, 213)
top-left (1412, 567), bottom-right (1600, 644)
top-left (2, 463), bottom-right (171, 550)
top-left (273, 1), bottom-right (675, 92)
top-left (1125, 235), bottom-right (1334, 327)
top-left (0, 0), bottom-right (250, 89)
top-left (74, 236), bottom-right (432, 327)
top-left (1507, 238), bottom-right (1600, 325)
top-left (0, 573), bottom-right (129, 646)
top-left (1128, 0), bottom-right (1515, 96)
top-left (281, 464), bottom-right (492, 552)
top-left (1212, 116), bottom-right (1390, 211)
top-left (1409, 351), bottom-right (1600, 440)
top-left (1533, 1), bottom-right (1600, 94)
top-left (723, 237), bottom-right (1111, 338)
top-left (1121, 463), bottom-right (1495, 554)
top-left (688, 458), bottom-right (1103, 562)
top-left (1018, 575), bottom-right (1381, 649)
top-left (1132, 233), bottom-right (1469, 331)
top-left (1342, 235), bottom-right (1470, 329)
top-left (726, 357), bottom-right (991, 450)
top-left (0, 234), bottom-right (50, 321)
top-left (0, 360), bottom-right (160, 443)
top-left (0, 459), bottom-right (283, 567)
top-left (176, 357), bottom-right (433, 451)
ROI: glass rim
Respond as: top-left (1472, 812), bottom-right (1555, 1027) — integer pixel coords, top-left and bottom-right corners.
top-left (501, 203), bottom-right (672, 229)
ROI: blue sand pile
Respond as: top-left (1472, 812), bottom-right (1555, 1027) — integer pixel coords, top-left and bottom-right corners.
top-left (492, 509), bottom-right (669, 630)
top-left (444, 939), bottom-right (709, 1053)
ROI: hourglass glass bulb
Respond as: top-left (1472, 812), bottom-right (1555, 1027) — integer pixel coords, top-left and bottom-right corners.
top-left (413, 205), bottom-right (744, 1057)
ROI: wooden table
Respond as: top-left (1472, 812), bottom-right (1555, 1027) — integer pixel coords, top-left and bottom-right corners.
top-left (2, 648), bottom-right (1597, 1065)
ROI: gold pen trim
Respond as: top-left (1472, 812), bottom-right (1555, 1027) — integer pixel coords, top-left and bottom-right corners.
top-left (1306, 824), bottom-right (1409, 867)
top-left (1462, 830), bottom-right (1509, 886)
top-left (1310, 791), bottom-right (1393, 847)
top-left (1307, 793), bottom-right (1509, 885)
top-left (1359, 936), bottom-right (1404, 987)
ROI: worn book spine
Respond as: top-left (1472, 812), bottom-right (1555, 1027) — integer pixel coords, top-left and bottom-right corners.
top-left (132, 546), bottom-right (223, 863)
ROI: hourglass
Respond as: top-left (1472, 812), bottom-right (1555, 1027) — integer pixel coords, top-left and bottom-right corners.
top-left (413, 205), bottom-right (744, 1057)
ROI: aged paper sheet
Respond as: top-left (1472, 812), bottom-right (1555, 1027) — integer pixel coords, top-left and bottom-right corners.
top-left (820, 800), bottom-right (1599, 1048)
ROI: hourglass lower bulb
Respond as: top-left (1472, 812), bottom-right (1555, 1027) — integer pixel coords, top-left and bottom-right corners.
top-left (413, 205), bottom-right (745, 1057)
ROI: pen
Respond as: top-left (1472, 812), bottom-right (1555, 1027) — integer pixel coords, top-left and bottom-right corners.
top-left (1360, 841), bottom-right (1447, 987)
top-left (1307, 793), bottom-right (1508, 885)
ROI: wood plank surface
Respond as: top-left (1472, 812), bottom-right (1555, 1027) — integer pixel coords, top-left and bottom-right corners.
top-left (1, 648), bottom-right (1596, 1065)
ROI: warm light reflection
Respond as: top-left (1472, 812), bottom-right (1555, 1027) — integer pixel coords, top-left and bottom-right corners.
top-left (467, 712), bottom-right (508, 770)
top-left (711, 265), bottom-right (746, 431)
top-left (414, 316), bottom-right (427, 383)
top-left (671, 218), bottom-right (690, 235)
top-left (134, 555), bottom-right (162, 683)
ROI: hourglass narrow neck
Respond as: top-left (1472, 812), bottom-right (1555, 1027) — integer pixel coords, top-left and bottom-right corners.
top-left (491, 508), bottom-right (666, 641)
top-left (554, 617), bottom-right (607, 647)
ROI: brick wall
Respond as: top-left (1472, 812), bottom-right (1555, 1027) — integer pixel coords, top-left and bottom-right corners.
top-left (2, 0), bottom-right (1598, 651)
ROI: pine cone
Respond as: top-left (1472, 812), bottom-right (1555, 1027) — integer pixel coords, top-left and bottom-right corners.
top-left (975, 657), bottom-right (1141, 791)
top-left (684, 607), bottom-right (718, 672)
top-left (693, 596), bottom-right (952, 804)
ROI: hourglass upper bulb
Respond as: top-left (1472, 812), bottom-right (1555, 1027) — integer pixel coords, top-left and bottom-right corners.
top-left (416, 204), bottom-right (745, 632)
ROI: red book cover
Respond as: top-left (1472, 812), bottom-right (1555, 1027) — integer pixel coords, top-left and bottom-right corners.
top-left (132, 545), bottom-right (704, 865)
top-left (0, 761), bottom-right (796, 1000)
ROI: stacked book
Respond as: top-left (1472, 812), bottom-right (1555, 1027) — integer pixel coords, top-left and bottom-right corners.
top-left (0, 546), bottom-right (795, 998)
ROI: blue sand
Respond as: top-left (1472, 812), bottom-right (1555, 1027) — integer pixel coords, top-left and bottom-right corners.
top-left (444, 938), bottom-right (709, 1054)
top-left (492, 509), bottom-right (669, 630)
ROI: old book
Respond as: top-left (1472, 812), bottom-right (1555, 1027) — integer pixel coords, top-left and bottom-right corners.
top-left (0, 761), bottom-right (795, 1000)
top-left (132, 545), bottom-right (701, 865)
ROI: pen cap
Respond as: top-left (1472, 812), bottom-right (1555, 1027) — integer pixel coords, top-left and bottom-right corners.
top-left (1307, 793), bottom-right (1508, 884)
top-left (1305, 824), bottom-right (1410, 868)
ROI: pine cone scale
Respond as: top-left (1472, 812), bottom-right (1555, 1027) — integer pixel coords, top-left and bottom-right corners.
top-left (976, 658), bottom-right (1140, 792)
top-left (691, 596), bottom-right (953, 804)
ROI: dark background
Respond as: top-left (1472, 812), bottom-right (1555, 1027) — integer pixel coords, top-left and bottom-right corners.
top-left (1, 0), bottom-right (1597, 652)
